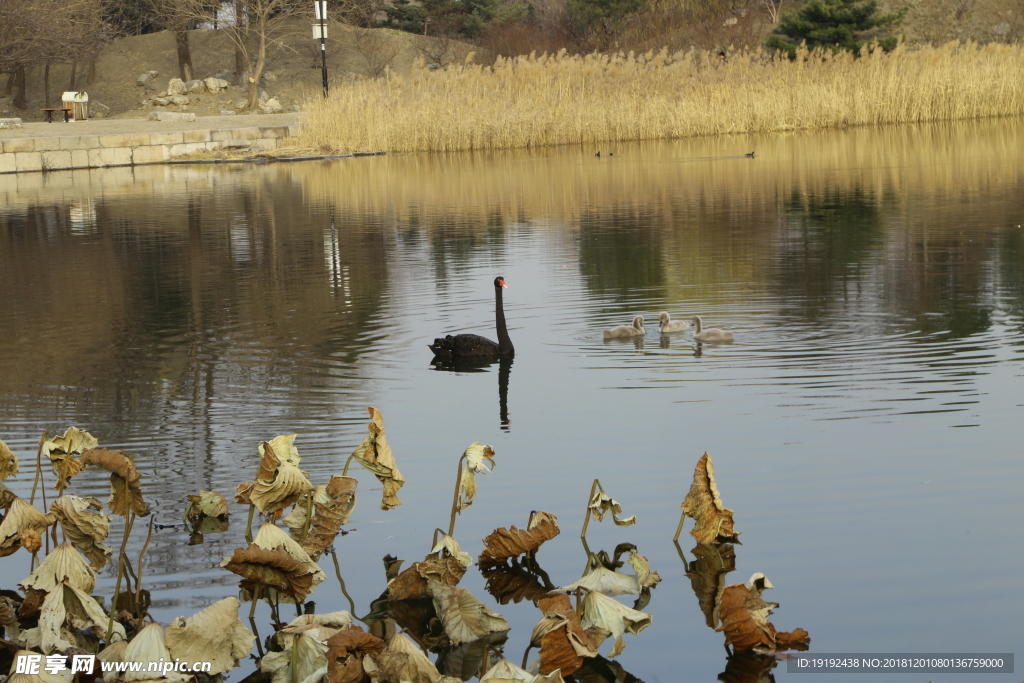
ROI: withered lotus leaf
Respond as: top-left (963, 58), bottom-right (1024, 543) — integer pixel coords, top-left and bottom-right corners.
top-left (387, 536), bottom-right (471, 601)
top-left (165, 597), bottom-right (255, 675)
top-left (123, 622), bottom-right (188, 683)
top-left (578, 590), bottom-right (651, 658)
top-left (20, 529), bottom-right (42, 554)
top-left (428, 579), bottom-right (510, 645)
top-left (556, 567), bottom-right (640, 597)
top-left (378, 633), bottom-right (441, 683)
top-left (284, 476), bottom-right (358, 558)
top-left (220, 523), bottom-right (326, 602)
top-left (0, 495), bottom-right (51, 557)
top-left (79, 448), bottom-right (149, 517)
top-left (21, 542), bottom-right (97, 594)
top-left (0, 437), bottom-right (18, 481)
top-left (246, 439), bottom-right (314, 516)
top-left (350, 407), bottom-right (405, 511)
top-left (716, 573), bottom-right (810, 652)
top-left (681, 452), bottom-right (739, 545)
top-left (48, 495), bottom-right (112, 569)
top-left (455, 441), bottom-right (496, 513)
top-left (627, 550), bottom-right (661, 589)
top-left (325, 625), bottom-right (385, 683)
top-left (43, 427), bottom-right (97, 490)
top-left (430, 534), bottom-right (473, 568)
top-left (587, 491), bottom-right (636, 527)
top-left (30, 582), bottom-right (126, 654)
top-left (261, 627), bottom-right (331, 683)
top-left (480, 658), bottom-right (567, 682)
top-left (185, 490), bottom-right (229, 520)
top-left (479, 511), bottom-right (560, 565)
top-left (533, 593), bottom-right (598, 677)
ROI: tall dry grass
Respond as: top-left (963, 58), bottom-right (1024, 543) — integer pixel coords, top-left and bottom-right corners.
top-left (294, 41), bottom-right (1024, 153)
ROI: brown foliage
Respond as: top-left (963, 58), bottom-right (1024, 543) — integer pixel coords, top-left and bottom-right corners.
top-left (681, 452), bottom-right (739, 545)
top-left (716, 575), bottom-right (809, 652)
top-left (221, 546), bottom-right (320, 602)
top-left (326, 625), bottom-right (385, 683)
top-left (387, 556), bottom-right (467, 601)
top-left (478, 511), bottom-right (560, 565)
top-left (80, 448), bottom-right (149, 517)
top-left (534, 593), bottom-right (596, 676)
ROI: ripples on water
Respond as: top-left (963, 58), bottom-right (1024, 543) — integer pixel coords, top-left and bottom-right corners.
top-left (1, 120), bottom-right (1023, 681)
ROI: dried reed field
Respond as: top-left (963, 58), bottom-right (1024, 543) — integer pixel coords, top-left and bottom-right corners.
top-left (295, 41), bottom-right (1024, 153)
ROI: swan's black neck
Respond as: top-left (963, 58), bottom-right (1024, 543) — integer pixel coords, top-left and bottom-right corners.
top-left (495, 284), bottom-right (514, 356)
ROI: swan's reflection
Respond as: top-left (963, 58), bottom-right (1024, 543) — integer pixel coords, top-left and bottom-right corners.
top-left (604, 335), bottom-right (645, 350)
top-left (430, 356), bottom-right (513, 430)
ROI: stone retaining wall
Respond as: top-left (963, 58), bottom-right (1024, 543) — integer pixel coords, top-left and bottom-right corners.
top-left (0, 123), bottom-right (300, 174)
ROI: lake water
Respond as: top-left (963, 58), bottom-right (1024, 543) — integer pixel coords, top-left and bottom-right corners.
top-left (1, 118), bottom-right (1023, 683)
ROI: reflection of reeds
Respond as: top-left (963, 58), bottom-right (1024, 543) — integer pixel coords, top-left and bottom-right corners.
top-left (295, 43), bottom-right (1024, 153)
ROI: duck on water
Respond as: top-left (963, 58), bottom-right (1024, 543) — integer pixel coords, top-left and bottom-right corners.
top-left (429, 277), bottom-right (515, 359)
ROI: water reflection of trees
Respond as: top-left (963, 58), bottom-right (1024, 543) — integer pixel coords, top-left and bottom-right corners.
top-left (0, 168), bottom-right (389, 441)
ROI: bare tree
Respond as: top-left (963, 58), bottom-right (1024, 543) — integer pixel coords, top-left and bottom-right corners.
top-left (178, 0), bottom-right (302, 110)
top-left (1, 0), bottom-right (109, 109)
top-left (351, 28), bottom-right (402, 77)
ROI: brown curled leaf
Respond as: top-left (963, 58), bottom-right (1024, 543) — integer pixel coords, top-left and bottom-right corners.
top-left (284, 476), bottom-right (358, 559)
top-left (479, 511), bottom-right (560, 565)
top-left (716, 573), bottom-right (809, 652)
top-left (681, 452), bottom-right (739, 545)
top-left (248, 439), bottom-right (313, 515)
top-left (388, 556), bottom-right (468, 601)
top-left (350, 407), bottom-right (404, 510)
top-left (186, 490), bottom-right (229, 521)
top-left (325, 625), bottom-right (385, 683)
top-left (49, 495), bottom-right (112, 569)
top-left (220, 523), bottom-right (325, 603)
top-left (0, 495), bottom-right (51, 557)
top-left (0, 437), bottom-right (19, 481)
top-left (534, 593), bottom-right (598, 677)
top-left (80, 448), bottom-right (149, 517)
top-left (42, 427), bottom-right (97, 490)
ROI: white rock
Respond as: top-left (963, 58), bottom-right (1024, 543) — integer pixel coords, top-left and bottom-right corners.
top-left (0, 118), bottom-right (23, 129)
top-left (204, 77), bottom-right (230, 92)
top-left (168, 95), bottom-right (190, 105)
top-left (167, 78), bottom-right (188, 95)
top-left (187, 80), bottom-right (207, 94)
top-left (151, 97), bottom-right (171, 106)
top-left (260, 98), bottom-right (283, 114)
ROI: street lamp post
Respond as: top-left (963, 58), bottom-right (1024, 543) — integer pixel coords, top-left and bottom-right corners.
top-left (313, 1), bottom-right (328, 97)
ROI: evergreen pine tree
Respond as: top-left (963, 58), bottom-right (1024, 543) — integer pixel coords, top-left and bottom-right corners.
top-left (766, 0), bottom-right (904, 58)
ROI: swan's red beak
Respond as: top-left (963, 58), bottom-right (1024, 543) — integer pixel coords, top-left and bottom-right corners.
top-left (498, 279), bottom-right (508, 288)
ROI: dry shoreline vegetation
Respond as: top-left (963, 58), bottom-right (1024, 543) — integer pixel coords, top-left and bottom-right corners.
top-left (0, 410), bottom-right (806, 683)
top-left (290, 41), bottom-right (1024, 154)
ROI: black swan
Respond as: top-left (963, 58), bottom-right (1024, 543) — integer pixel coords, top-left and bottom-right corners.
top-left (429, 277), bottom-right (514, 359)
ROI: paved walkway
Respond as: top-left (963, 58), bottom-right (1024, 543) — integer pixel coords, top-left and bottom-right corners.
top-left (0, 113), bottom-right (302, 141)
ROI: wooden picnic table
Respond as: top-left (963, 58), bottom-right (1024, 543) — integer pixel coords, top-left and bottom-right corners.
top-left (40, 107), bottom-right (74, 123)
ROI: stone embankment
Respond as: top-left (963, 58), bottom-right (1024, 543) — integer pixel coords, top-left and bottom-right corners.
top-left (0, 113), bottom-right (300, 174)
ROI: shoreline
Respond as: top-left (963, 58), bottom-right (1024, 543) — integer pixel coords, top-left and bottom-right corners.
top-left (0, 113), bottom-right (303, 174)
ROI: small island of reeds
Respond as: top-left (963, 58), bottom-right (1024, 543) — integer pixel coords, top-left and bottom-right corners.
top-left (294, 41), bottom-right (1024, 154)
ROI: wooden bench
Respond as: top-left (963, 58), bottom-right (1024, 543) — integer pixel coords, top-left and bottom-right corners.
top-left (40, 107), bottom-right (73, 123)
